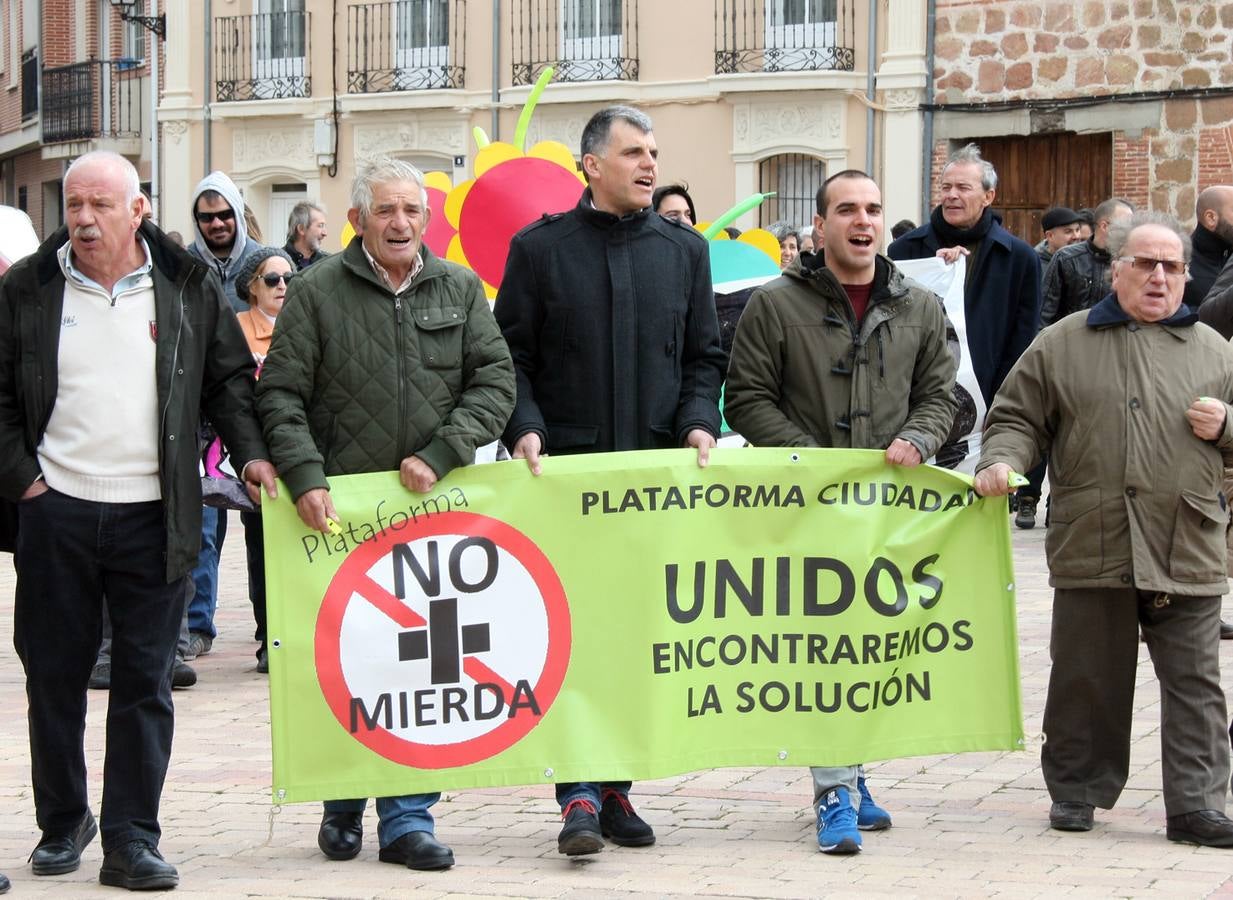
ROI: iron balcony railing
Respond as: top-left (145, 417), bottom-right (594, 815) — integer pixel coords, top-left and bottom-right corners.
top-left (20, 49), bottom-right (37, 119)
top-left (214, 10), bottom-right (311, 101)
top-left (42, 61), bottom-right (143, 144)
top-left (348, 0), bottom-right (465, 93)
top-left (715, 0), bottom-right (856, 74)
top-left (511, 0), bottom-right (638, 86)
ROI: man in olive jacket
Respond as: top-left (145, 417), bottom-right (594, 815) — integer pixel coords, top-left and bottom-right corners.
top-left (726, 170), bottom-right (956, 856)
top-left (975, 213), bottom-right (1233, 847)
top-left (256, 156), bottom-right (515, 871)
top-left (0, 151), bottom-right (273, 890)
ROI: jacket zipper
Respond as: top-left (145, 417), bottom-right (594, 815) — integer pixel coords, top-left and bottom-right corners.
top-left (394, 293), bottom-right (406, 457)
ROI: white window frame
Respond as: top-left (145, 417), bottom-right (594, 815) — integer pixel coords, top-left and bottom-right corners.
top-left (765, 0), bottom-right (836, 71)
top-left (560, 0), bottom-right (621, 62)
top-left (393, 0), bottom-right (449, 76)
top-left (253, 0), bottom-right (306, 94)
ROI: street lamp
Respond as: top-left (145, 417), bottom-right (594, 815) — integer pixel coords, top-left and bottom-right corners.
top-left (107, 0), bottom-right (165, 39)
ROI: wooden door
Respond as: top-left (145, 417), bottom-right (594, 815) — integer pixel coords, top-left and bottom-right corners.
top-left (962, 133), bottom-right (1113, 245)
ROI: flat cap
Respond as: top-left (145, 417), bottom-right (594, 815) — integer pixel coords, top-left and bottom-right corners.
top-left (1041, 207), bottom-right (1082, 232)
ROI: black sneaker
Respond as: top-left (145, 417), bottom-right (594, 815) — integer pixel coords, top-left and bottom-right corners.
top-left (557, 798), bottom-right (604, 855)
top-left (88, 661), bottom-right (111, 691)
top-left (257, 647), bottom-right (269, 674)
top-left (172, 660), bottom-right (197, 689)
top-left (1015, 495), bottom-right (1038, 529)
top-left (599, 789), bottom-right (655, 847)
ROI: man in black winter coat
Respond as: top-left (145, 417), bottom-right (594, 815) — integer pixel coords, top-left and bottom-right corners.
top-left (1184, 185), bottom-right (1233, 310)
top-left (494, 105), bottom-right (725, 858)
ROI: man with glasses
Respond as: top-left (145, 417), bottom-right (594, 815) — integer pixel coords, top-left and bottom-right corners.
top-left (188, 172), bottom-right (262, 313)
top-left (975, 213), bottom-right (1233, 848)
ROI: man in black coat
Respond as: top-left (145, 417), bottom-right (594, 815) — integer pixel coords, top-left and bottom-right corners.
top-left (494, 105), bottom-right (725, 857)
top-left (1184, 185), bottom-right (1233, 310)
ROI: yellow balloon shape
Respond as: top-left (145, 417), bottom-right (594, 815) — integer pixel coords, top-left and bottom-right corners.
top-left (340, 221), bottom-right (356, 251)
top-left (696, 221), bottom-right (729, 240)
top-left (474, 142), bottom-right (522, 178)
top-left (445, 232), bottom-right (471, 268)
top-left (424, 171), bottom-right (453, 193)
top-left (528, 141), bottom-right (584, 182)
top-left (738, 228), bottom-right (782, 263)
top-left (443, 179), bottom-right (475, 229)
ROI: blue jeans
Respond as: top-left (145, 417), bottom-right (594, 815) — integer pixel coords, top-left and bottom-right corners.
top-left (556, 781), bottom-right (632, 811)
top-left (187, 507), bottom-right (227, 638)
top-left (324, 794), bottom-right (439, 847)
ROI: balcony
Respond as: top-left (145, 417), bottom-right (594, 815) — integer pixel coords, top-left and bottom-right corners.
top-left (511, 0), bottom-right (638, 86)
top-left (214, 11), bottom-right (311, 102)
top-left (715, 0), bottom-right (855, 74)
top-left (348, 0), bottom-right (465, 93)
top-left (41, 61), bottom-right (143, 145)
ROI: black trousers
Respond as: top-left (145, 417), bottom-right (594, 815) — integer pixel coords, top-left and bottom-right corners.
top-left (241, 509), bottom-right (266, 658)
top-left (1043, 587), bottom-right (1229, 816)
top-left (14, 489), bottom-right (184, 851)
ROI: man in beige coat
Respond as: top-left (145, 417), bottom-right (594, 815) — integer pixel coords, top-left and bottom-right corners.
top-left (975, 212), bottom-right (1233, 847)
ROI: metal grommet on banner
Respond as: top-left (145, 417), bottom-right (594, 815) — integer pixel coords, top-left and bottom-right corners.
top-left (777, 750), bottom-right (788, 760)
top-left (544, 767), bottom-right (554, 778)
top-left (272, 639), bottom-right (281, 648)
top-left (1006, 584), bottom-right (1014, 591)
top-left (789, 453), bottom-right (800, 463)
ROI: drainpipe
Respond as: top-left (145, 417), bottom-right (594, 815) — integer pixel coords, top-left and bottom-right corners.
top-left (921, 0), bottom-right (936, 222)
top-left (203, 0), bottom-right (212, 174)
top-left (865, 0), bottom-right (877, 174)
top-left (491, 0), bottom-right (500, 143)
top-left (150, 0), bottom-right (159, 223)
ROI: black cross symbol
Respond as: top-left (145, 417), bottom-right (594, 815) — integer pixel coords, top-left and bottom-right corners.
top-left (397, 597), bottom-right (491, 685)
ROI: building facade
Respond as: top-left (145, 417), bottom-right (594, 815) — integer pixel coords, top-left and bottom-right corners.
top-left (152, 0), bottom-right (929, 248)
top-left (930, 0), bottom-right (1233, 243)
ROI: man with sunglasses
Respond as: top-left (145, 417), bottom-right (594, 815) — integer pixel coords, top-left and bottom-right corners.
top-left (975, 213), bottom-right (1233, 848)
top-left (187, 171), bottom-right (262, 314)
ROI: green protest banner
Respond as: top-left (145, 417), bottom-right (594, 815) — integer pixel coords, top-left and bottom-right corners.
top-left (264, 448), bottom-right (1023, 804)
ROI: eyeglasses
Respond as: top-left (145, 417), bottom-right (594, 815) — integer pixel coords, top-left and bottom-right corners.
top-left (1117, 255), bottom-right (1187, 276)
top-left (195, 208), bottom-right (236, 224)
top-left (260, 272), bottom-right (295, 287)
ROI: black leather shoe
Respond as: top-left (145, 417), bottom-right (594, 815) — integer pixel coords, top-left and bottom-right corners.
top-left (98, 840), bottom-right (178, 890)
top-left (599, 789), bottom-right (655, 847)
top-left (1167, 809), bottom-right (1233, 847)
top-left (377, 831), bottom-right (454, 870)
top-left (1221, 620), bottom-right (1233, 640)
top-left (558, 799), bottom-right (604, 855)
top-left (1049, 801), bottom-right (1094, 832)
top-left (31, 810), bottom-right (97, 875)
top-left (317, 811), bottom-right (363, 860)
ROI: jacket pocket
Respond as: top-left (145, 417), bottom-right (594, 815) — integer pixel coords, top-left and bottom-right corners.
top-left (413, 305), bottom-right (467, 370)
top-left (1045, 483), bottom-right (1103, 577)
top-left (1168, 490), bottom-right (1229, 582)
top-left (650, 424), bottom-right (677, 450)
top-left (546, 422), bottom-right (598, 454)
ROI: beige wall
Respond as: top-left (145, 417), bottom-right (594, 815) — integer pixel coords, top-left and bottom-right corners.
top-left (160, 0), bottom-right (928, 249)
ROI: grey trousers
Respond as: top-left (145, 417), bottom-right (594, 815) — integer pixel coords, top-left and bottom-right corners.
top-left (810, 765), bottom-right (862, 810)
top-left (1043, 587), bottom-right (1229, 816)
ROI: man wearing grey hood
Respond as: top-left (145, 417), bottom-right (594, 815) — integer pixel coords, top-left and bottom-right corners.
top-left (187, 171), bottom-right (262, 313)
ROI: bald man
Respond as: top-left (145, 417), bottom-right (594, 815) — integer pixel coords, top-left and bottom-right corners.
top-left (1185, 185), bottom-right (1233, 309)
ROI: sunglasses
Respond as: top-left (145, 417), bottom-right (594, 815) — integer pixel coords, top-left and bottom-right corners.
top-left (195, 208), bottom-right (236, 224)
top-left (260, 272), bottom-right (296, 287)
top-left (1117, 255), bottom-right (1186, 276)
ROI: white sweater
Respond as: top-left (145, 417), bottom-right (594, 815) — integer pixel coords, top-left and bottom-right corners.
top-left (37, 274), bottom-right (161, 502)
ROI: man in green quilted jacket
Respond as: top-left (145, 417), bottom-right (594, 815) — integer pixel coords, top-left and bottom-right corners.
top-left (255, 155), bottom-right (516, 871)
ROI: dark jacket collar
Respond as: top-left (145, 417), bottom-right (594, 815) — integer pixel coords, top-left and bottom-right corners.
top-left (1085, 291), bottom-right (1198, 328)
top-left (1085, 237), bottom-right (1113, 263)
top-left (1192, 224), bottom-right (1233, 262)
top-left (575, 187), bottom-right (652, 230)
top-left (35, 220), bottom-right (205, 287)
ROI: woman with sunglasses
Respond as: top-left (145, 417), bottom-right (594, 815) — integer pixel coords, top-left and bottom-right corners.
top-left (233, 247), bottom-right (296, 672)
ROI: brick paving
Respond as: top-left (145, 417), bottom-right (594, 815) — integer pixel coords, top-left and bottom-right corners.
top-left (2, 519), bottom-right (1233, 898)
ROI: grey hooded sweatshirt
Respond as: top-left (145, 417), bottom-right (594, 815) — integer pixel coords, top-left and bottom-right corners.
top-left (187, 171), bottom-right (262, 313)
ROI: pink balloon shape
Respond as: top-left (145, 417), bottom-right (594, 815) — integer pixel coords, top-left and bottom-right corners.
top-left (457, 157), bottom-right (583, 289)
top-left (423, 186), bottom-right (456, 258)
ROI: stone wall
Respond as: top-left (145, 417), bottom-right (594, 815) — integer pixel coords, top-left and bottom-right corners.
top-left (934, 1), bottom-right (1233, 220)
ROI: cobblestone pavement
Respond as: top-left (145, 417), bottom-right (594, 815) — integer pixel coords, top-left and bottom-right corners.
top-left (2, 517), bottom-right (1233, 898)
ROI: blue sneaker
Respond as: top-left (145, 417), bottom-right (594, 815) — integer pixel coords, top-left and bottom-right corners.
top-left (817, 788), bottom-right (861, 854)
top-left (857, 776), bottom-right (892, 831)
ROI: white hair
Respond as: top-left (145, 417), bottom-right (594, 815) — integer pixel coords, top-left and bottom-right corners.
top-left (64, 150), bottom-right (142, 207)
top-left (944, 143), bottom-right (998, 192)
top-left (351, 156), bottom-right (429, 220)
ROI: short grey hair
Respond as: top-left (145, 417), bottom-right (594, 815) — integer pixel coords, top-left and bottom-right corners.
top-left (64, 150), bottom-right (141, 207)
top-left (580, 105), bottom-right (653, 159)
top-left (767, 220), bottom-right (796, 242)
top-left (350, 155), bottom-right (429, 220)
top-left (1094, 197), bottom-right (1134, 225)
top-left (285, 200), bottom-right (324, 243)
top-left (1106, 211), bottom-right (1192, 264)
top-left (944, 143), bottom-right (998, 192)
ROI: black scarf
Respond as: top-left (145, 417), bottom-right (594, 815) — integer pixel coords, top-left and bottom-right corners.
top-left (929, 204), bottom-right (994, 247)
